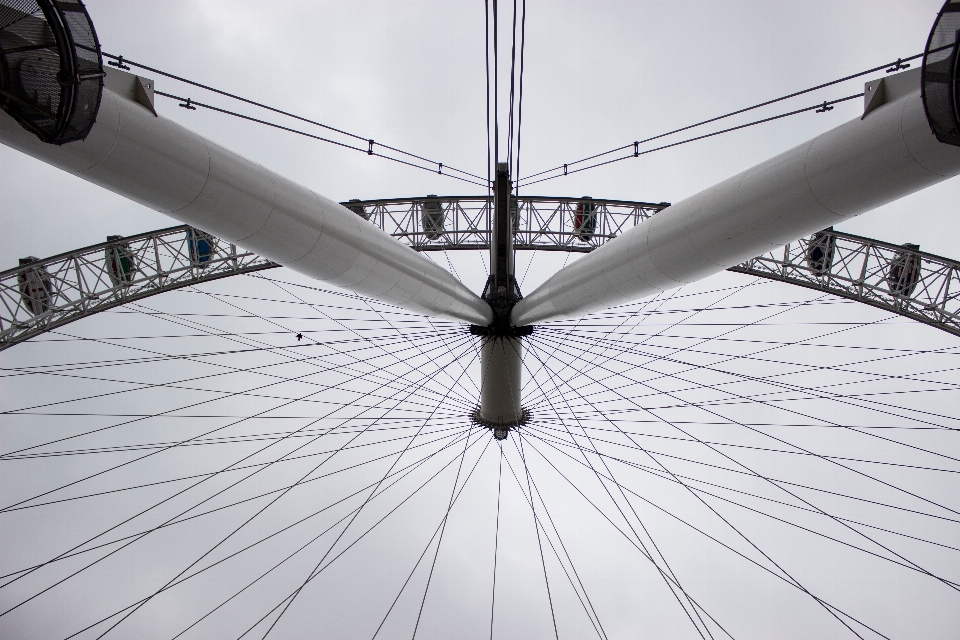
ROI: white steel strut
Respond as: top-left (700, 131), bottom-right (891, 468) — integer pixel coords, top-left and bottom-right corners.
top-left (0, 66), bottom-right (492, 327)
top-left (511, 67), bottom-right (960, 326)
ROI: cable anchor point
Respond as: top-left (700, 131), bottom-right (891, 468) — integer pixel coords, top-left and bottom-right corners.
top-left (634, 141), bottom-right (639, 157)
top-left (885, 58), bottom-right (910, 73)
top-left (367, 139), bottom-right (375, 155)
top-left (179, 98), bottom-right (197, 110)
top-left (108, 55), bottom-right (130, 71)
top-left (563, 163), bottom-right (568, 175)
top-left (815, 101), bottom-right (834, 113)
top-left (438, 163), bottom-right (443, 174)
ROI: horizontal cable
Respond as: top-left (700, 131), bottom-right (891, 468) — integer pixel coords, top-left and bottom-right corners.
top-left (153, 91), bottom-right (487, 189)
top-left (0, 425), bottom-right (471, 584)
top-left (0, 423), bottom-right (467, 517)
top-left (519, 46), bottom-right (955, 184)
top-left (518, 92), bottom-right (864, 188)
top-left (523, 429), bottom-right (960, 588)
top-left (103, 52), bottom-right (487, 184)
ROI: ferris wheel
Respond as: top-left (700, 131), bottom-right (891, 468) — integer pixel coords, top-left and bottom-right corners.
top-left (1, 1), bottom-right (959, 639)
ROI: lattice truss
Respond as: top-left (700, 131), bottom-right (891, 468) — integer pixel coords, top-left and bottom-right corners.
top-left (733, 229), bottom-right (960, 337)
top-left (348, 196), bottom-right (669, 252)
top-left (0, 226), bottom-right (276, 348)
top-left (2, 199), bottom-right (958, 350)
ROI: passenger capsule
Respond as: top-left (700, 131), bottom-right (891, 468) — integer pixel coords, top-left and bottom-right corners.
top-left (346, 198), bottom-right (371, 220)
top-left (105, 235), bottom-right (137, 286)
top-left (0, 0), bottom-right (102, 144)
top-left (17, 257), bottom-right (53, 316)
top-left (805, 228), bottom-right (836, 275)
top-left (422, 195), bottom-right (445, 241)
top-left (573, 196), bottom-right (597, 242)
top-left (187, 228), bottom-right (216, 267)
top-left (887, 243), bottom-right (922, 297)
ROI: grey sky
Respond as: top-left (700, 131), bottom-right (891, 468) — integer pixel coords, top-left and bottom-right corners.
top-left (1, 1), bottom-right (958, 639)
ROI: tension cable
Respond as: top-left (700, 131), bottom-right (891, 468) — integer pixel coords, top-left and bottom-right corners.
top-left (102, 52), bottom-right (488, 186)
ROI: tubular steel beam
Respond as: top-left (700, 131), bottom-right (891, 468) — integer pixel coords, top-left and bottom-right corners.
top-left (1, 69), bottom-right (493, 327)
top-left (3, 200), bottom-right (958, 351)
top-left (510, 67), bottom-right (960, 326)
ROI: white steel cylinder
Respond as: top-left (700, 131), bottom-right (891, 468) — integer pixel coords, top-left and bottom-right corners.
top-left (0, 78), bottom-right (492, 326)
top-left (512, 72), bottom-right (960, 326)
top-left (478, 337), bottom-right (524, 426)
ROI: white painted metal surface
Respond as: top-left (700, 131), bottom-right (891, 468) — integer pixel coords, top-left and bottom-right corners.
top-left (512, 69), bottom-right (960, 326)
top-left (478, 337), bottom-right (523, 425)
top-left (0, 68), bottom-right (492, 326)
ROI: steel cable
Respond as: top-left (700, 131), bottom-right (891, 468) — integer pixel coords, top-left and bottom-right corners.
top-left (519, 44), bottom-right (957, 187)
top-left (102, 52), bottom-right (487, 184)
top-left (518, 92), bottom-right (865, 188)
top-left (150, 90), bottom-right (487, 188)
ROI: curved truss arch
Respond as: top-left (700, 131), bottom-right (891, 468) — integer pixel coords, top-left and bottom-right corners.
top-left (2, 196), bottom-right (958, 351)
top-left (0, 225), bottom-right (277, 350)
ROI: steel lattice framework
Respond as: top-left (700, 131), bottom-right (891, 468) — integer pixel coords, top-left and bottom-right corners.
top-left (348, 195), bottom-right (670, 252)
top-left (731, 228), bottom-right (960, 335)
top-left (0, 225), bottom-right (276, 349)
top-left (2, 196), bottom-right (957, 350)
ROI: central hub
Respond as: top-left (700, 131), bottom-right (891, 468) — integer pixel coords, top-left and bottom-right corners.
top-left (482, 162), bottom-right (521, 325)
top-left (473, 162), bottom-right (530, 437)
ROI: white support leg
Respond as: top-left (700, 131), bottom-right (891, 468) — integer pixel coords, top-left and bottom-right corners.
top-left (478, 336), bottom-right (525, 431)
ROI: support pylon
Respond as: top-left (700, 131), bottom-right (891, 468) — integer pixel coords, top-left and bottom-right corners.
top-left (473, 162), bottom-right (530, 434)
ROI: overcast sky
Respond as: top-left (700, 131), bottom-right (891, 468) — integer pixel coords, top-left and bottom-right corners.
top-left (1, 1), bottom-right (959, 639)
top-left (2, 0), bottom-right (958, 263)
